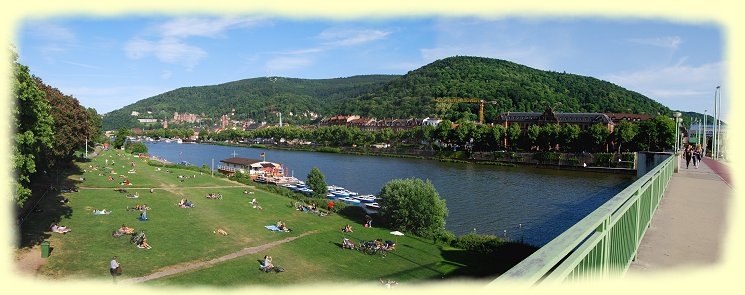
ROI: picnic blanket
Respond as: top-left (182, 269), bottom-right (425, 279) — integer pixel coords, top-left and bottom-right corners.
top-left (264, 225), bottom-right (281, 232)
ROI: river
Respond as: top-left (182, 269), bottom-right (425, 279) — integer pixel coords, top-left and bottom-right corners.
top-left (145, 142), bottom-right (638, 246)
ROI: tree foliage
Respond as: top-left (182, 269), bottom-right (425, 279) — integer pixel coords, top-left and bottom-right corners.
top-left (34, 77), bottom-right (92, 168)
top-left (126, 142), bottom-right (148, 154)
top-left (306, 167), bottom-right (328, 198)
top-left (379, 178), bottom-right (448, 238)
top-left (12, 58), bottom-right (54, 206)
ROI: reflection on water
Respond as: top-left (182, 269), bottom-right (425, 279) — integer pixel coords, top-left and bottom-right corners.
top-left (147, 143), bottom-right (635, 246)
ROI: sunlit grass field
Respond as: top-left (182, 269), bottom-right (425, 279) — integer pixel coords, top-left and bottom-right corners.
top-left (27, 149), bottom-right (503, 287)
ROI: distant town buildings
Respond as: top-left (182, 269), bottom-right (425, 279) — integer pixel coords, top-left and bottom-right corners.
top-left (130, 111), bottom-right (140, 116)
top-left (137, 118), bottom-right (158, 123)
top-left (172, 112), bottom-right (200, 123)
top-left (495, 108), bottom-right (615, 132)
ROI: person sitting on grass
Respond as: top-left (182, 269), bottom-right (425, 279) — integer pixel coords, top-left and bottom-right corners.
top-left (276, 221), bottom-right (290, 232)
top-left (137, 237), bottom-right (152, 249)
top-left (50, 222), bottom-right (72, 234)
top-left (250, 198), bottom-right (257, 204)
top-left (260, 255), bottom-right (273, 272)
top-left (383, 240), bottom-right (396, 250)
top-left (342, 237), bottom-right (355, 249)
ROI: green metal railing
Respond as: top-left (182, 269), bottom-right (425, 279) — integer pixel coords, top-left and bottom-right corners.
top-left (492, 154), bottom-right (675, 285)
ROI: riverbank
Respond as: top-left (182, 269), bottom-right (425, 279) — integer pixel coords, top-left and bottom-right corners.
top-left (199, 140), bottom-right (636, 174)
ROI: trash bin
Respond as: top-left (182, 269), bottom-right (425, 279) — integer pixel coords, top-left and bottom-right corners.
top-left (41, 241), bottom-right (50, 258)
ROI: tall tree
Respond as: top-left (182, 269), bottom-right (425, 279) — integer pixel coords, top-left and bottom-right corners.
top-left (614, 121), bottom-right (639, 152)
top-left (306, 167), bottom-right (328, 198)
top-left (34, 77), bottom-right (91, 167)
top-left (12, 57), bottom-right (54, 206)
top-left (560, 124), bottom-right (581, 152)
top-left (379, 178), bottom-right (448, 238)
top-left (507, 122), bottom-right (521, 150)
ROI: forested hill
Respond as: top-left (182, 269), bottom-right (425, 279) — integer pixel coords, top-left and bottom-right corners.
top-left (104, 56), bottom-right (672, 130)
top-left (333, 56), bottom-right (671, 121)
top-left (102, 75), bottom-right (399, 130)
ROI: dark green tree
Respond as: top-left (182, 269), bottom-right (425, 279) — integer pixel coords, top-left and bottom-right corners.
top-left (113, 127), bottom-right (131, 149)
top-left (560, 124), bottom-right (581, 152)
top-left (526, 124), bottom-right (541, 150)
top-left (125, 142), bottom-right (148, 154)
top-left (507, 122), bottom-right (521, 150)
top-left (614, 120), bottom-right (639, 152)
top-left (306, 167), bottom-right (328, 198)
top-left (12, 57), bottom-right (54, 206)
top-left (586, 123), bottom-right (611, 152)
top-left (379, 178), bottom-right (448, 238)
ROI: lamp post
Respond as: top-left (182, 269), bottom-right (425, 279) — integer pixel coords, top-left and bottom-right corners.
top-left (673, 112), bottom-right (681, 172)
top-left (713, 86), bottom-right (719, 159)
top-left (703, 109), bottom-right (707, 157)
top-left (716, 86), bottom-right (722, 159)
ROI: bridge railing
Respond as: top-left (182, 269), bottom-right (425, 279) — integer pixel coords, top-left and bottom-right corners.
top-left (491, 154), bottom-right (674, 285)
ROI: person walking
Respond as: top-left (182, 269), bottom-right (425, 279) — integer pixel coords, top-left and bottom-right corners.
top-left (694, 144), bottom-right (703, 168)
top-left (684, 145), bottom-right (693, 169)
top-left (110, 256), bottom-right (121, 283)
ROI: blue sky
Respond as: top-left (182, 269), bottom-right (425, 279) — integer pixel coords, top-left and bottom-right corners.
top-left (16, 16), bottom-right (725, 120)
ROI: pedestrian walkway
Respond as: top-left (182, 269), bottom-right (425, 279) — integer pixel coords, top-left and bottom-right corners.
top-left (628, 157), bottom-right (732, 273)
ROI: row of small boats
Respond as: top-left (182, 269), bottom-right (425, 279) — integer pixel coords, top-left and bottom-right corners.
top-left (276, 182), bottom-right (380, 211)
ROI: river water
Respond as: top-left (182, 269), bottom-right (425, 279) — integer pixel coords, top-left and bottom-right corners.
top-left (145, 142), bottom-right (637, 246)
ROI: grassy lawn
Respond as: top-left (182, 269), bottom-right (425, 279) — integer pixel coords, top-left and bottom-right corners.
top-left (21, 149), bottom-right (520, 286)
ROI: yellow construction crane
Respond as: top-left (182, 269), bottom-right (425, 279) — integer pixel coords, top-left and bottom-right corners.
top-left (433, 98), bottom-right (494, 124)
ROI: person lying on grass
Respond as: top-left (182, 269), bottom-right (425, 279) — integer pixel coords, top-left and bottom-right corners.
top-left (50, 222), bottom-right (72, 234)
top-left (178, 199), bottom-right (195, 208)
top-left (341, 224), bottom-right (353, 233)
top-left (117, 224), bottom-right (135, 235)
top-left (93, 209), bottom-right (111, 215)
top-left (342, 237), bottom-right (355, 249)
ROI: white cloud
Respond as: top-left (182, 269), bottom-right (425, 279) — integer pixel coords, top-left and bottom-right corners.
top-left (602, 61), bottom-right (723, 114)
top-left (156, 17), bottom-right (264, 39)
top-left (161, 70), bottom-right (173, 80)
top-left (627, 36), bottom-right (682, 50)
top-left (317, 28), bottom-right (391, 47)
top-left (125, 38), bottom-right (207, 69)
top-left (26, 21), bottom-right (76, 43)
top-left (124, 16), bottom-right (263, 69)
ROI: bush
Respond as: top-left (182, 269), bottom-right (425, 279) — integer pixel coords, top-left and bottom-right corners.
top-left (126, 141), bottom-right (148, 154)
top-left (316, 147), bottom-right (341, 153)
top-left (453, 233), bottom-right (506, 254)
top-left (433, 230), bottom-right (457, 246)
top-left (379, 178), bottom-right (448, 238)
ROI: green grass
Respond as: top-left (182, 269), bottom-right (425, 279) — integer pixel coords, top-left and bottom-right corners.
top-left (22, 149), bottom-right (529, 286)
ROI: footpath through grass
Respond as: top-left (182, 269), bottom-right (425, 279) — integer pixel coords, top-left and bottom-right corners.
top-left (23, 149), bottom-right (517, 286)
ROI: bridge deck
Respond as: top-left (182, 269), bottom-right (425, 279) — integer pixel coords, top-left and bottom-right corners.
top-left (628, 157), bottom-right (732, 273)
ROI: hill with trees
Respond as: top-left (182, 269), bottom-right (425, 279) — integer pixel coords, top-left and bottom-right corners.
top-left (333, 56), bottom-right (671, 121)
top-left (104, 56), bottom-right (674, 130)
top-left (102, 75), bottom-right (398, 130)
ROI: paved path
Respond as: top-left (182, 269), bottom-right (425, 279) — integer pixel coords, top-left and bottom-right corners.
top-left (628, 157), bottom-right (732, 273)
top-left (121, 230), bottom-right (318, 283)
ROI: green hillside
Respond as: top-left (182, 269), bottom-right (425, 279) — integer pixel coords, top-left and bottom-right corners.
top-left (103, 56), bottom-right (673, 130)
top-left (102, 75), bottom-right (398, 130)
top-left (333, 56), bottom-right (671, 121)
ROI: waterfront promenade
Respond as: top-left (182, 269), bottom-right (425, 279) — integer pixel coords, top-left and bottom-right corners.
top-left (628, 157), bottom-right (732, 273)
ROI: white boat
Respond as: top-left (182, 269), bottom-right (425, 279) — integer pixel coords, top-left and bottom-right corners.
top-left (339, 197), bottom-right (361, 205)
top-left (365, 202), bottom-right (380, 209)
top-left (326, 194), bottom-right (337, 199)
top-left (354, 195), bottom-right (377, 203)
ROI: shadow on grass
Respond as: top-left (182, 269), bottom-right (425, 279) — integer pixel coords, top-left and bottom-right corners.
top-left (16, 163), bottom-right (84, 248)
top-left (439, 243), bottom-right (537, 279)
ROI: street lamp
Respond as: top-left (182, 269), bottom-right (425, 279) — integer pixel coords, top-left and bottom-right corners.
top-left (673, 112), bottom-right (682, 172)
top-left (716, 86), bottom-right (723, 159)
top-left (673, 111), bottom-right (681, 149)
top-left (703, 109), bottom-right (707, 157)
top-left (713, 86), bottom-right (720, 159)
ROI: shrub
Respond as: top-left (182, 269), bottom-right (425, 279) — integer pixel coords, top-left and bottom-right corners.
top-left (379, 178), bottom-right (448, 238)
top-left (453, 233), bottom-right (506, 254)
